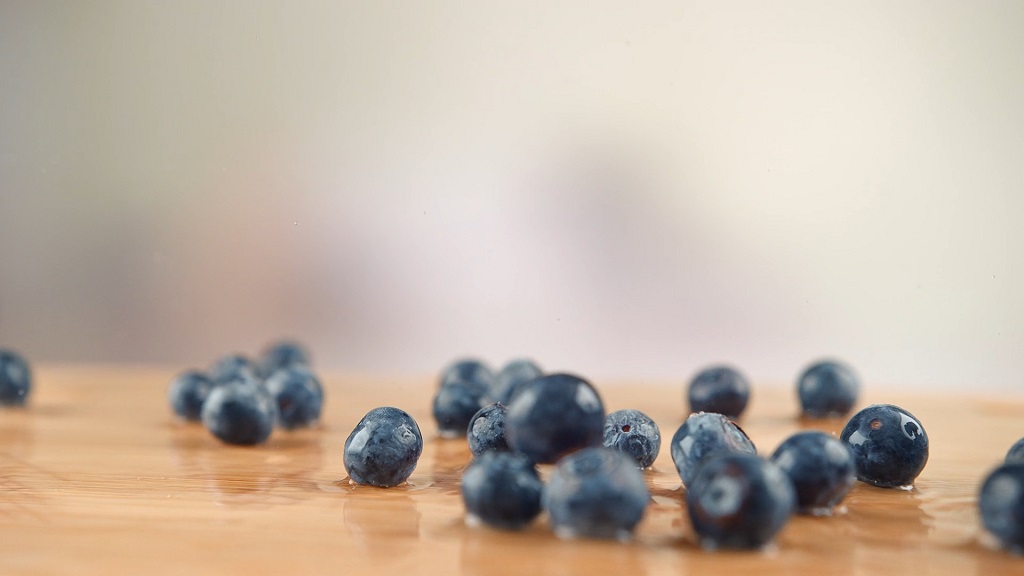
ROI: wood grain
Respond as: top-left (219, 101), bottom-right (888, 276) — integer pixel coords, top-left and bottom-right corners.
top-left (0, 365), bottom-right (1021, 575)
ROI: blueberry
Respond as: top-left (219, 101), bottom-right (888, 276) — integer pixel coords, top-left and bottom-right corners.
top-left (201, 382), bottom-right (277, 446)
top-left (544, 447), bottom-right (649, 540)
top-left (688, 365), bottom-right (750, 419)
top-left (494, 358), bottom-right (543, 404)
top-left (467, 402), bottom-right (511, 457)
top-left (670, 412), bottom-right (756, 488)
top-left (168, 370), bottom-right (214, 421)
top-left (839, 403), bottom-right (929, 488)
top-left (264, 366), bottom-right (323, 430)
top-left (439, 358), bottom-right (494, 395)
top-left (979, 462), bottom-right (1024, 553)
top-left (1006, 438), bottom-right (1024, 465)
top-left (505, 373), bottom-right (605, 464)
top-left (770, 431), bottom-right (856, 515)
top-left (686, 453), bottom-right (796, 550)
top-left (0, 349), bottom-right (32, 406)
top-left (602, 409), bottom-right (661, 469)
top-left (258, 340), bottom-right (310, 377)
top-left (797, 360), bottom-right (859, 418)
top-left (344, 407), bottom-right (424, 487)
top-left (461, 452), bottom-right (543, 530)
top-left (433, 380), bottom-right (488, 438)
top-left (209, 353), bottom-right (261, 385)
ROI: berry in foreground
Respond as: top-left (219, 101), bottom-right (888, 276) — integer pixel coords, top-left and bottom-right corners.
top-left (670, 412), bottom-right (756, 488)
top-left (258, 340), bottom-right (310, 377)
top-left (544, 447), bottom-right (650, 540)
top-left (168, 370), bottom-right (214, 421)
top-left (797, 360), bottom-right (859, 418)
top-left (602, 409), bottom-right (661, 469)
top-left (839, 403), bottom-right (929, 488)
top-left (688, 365), bottom-right (750, 419)
top-left (770, 431), bottom-right (856, 515)
top-left (433, 380), bottom-right (488, 437)
top-left (467, 402), bottom-right (511, 457)
top-left (264, 366), bottom-right (323, 429)
top-left (461, 452), bottom-right (543, 530)
top-left (1006, 437), bottom-right (1024, 465)
top-left (201, 382), bottom-right (277, 446)
top-left (494, 358), bottom-right (543, 404)
top-left (505, 373), bottom-right (605, 464)
top-left (344, 407), bottom-right (423, 487)
top-left (979, 462), bottom-right (1024, 553)
top-left (687, 454), bottom-right (796, 550)
top-left (0, 349), bottom-right (32, 406)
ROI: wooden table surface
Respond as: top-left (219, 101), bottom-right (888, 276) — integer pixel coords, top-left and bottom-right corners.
top-left (0, 365), bottom-right (1021, 575)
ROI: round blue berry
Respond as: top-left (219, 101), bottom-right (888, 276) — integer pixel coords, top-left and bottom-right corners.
top-left (494, 358), bottom-right (543, 404)
top-left (433, 380), bottom-right (488, 437)
top-left (344, 407), bottom-right (423, 487)
top-left (979, 462), bottom-right (1024, 553)
top-left (839, 403), bottom-right (928, 488)
top-left (209, 353), bottom-right (261, 385)
top-left (797, 360), bottom-right (859, 418)
top-left (1006, 437), bottom-right (1024, 465)
top-left (505, 373), bottom-right (605, 464)
top-left (467, 402), bottom-right (510, 457)
top-left (264, 366), bottom-right (323, 430)
top-left (688, 365), bottom-right (750, 419)
top-left (461, 452), bottom-right (543, 530)
top-left (201, 382), bottom-right (277, 446)
top-left (258, 340), bottom-right (310, 377)
top-left (439, 358), bottom-right (494, 394)
top-left (670, 412), bottom-right (756, 488)
top-left (0, 349), bottom-right (32, 406)
top-left (602, 409), bottom-right (661, 469)
top-left (770, 431), bottom-right (856, 515)
top-left (168, 370), bottom-right (214, 421)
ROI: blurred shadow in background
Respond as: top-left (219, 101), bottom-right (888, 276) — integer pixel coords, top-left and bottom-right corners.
top-left (1, 2), bottom-right (1022, 390)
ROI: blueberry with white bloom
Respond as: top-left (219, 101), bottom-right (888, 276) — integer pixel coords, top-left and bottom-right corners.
top-left (688, 365), bottom-right (750, 419)
top-left (467, 402), bottom-right (511, 457)
top-left (168, 370), bottom-right (214, 421)
top-left (602, 409), bottom-right (661, 469)
top-left (839, 403), bottom-right (928, 488)
top-left (670, 412), bottom-right (756, 488)
top-left (258, 340), bottom-right (310, 377)
top-left (344, 407), bottom-right (423, 487)
top-left (264, 366), bottom-right (323, 429)
top-left (797, 360), bottom-right (859, 418)
top-left (505, 373), bottom-right (605, 464)
top-left (201, 382), bottom-right (277, 446)
top-left (979, 462), bottom-right (1024, 553)
top-left (494, 358), bottom-right (543, 404)
top-left (461, 452), bottom-right (543, 530)
top-left (0, 349), bottom-right (32, 406)
top-left (770, 431), bottom-right (856, 515)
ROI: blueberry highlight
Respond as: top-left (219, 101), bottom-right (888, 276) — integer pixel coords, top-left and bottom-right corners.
top-left (201, 382), bottom-right (277, 446)
top-left (602, 409), bottom-right (661, 469)
top-left (688, 365), bottom-right (750, 419)
top-left (505, 373), bottom-right (605, 464)
top-left (461, 452), bottom-right (543, 530)
top-left (0, 349), bottom-right (32, 406)
top-left (264, 366), bottom-right (323, 430)
top-left (344, 406), bottom-right (424, 487)
top-left (839, 403), bottom-right (929, 488)
top-left (979, 462), bottom-right (1024, 553)
top-left (670, 412), bottom-right (756, 488)
top-left (467, 402), bottom-right (511, 457)
top-left (168, 370), bottom-right (214, 421)
top-left (770, 431), bottom-right (856, 515)
top-left (797, 360), bottom-right (859, 418)
top-left (494, 358), bottom-right (543, 404)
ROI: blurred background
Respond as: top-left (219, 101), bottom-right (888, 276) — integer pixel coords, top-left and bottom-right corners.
top-left (1, 1), bottom-right (1021, 391)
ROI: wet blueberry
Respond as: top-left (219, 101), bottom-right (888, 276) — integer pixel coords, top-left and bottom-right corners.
top-left (544, 447), bottom-right (649, 540)
top-left (505, 373), bottom-right (605, 464)
top-left (797, 360), bottom-right (859, 418)
top-left (979, 462), bottom-right (1024, 553)
top-left (0, 349), bottom-right (32, 406)
top-left (602, 409), bottom-right (661, 469)
top-left (258, 340), bottom-right (310, 377)
top-left (433, 380), bottom-right (488, 437)
top-left (439, 358), bottom-right (494, 395)
top-left (770, 431), bottom-right (856, 515)
top-left (461, 452), bottom-right (543, 530)
top-left (209, 353), bottom-right (261, 385)
top-left (839, 403), bottom-right (929, 488)
top-left (688, 365), bottom-right (750, 419)
top-left (687, 453), bottom-right (796, 550)
top-left (670, 412), bottom-right (756, 488)
top-left (344, 407), bottom-right (424, 487)
top-left (494, 358), bottom-right (543, 404)
top-left (201, 382), bottom-right (277, 446)
top-left (167, 370), bottom-right (214, 421)
top-left (1006, 438), bottom-right (1024, 465)
top-left (467, 402), bottom-right (511, 457)
top-left (264, 366), bottom-right (323, 430)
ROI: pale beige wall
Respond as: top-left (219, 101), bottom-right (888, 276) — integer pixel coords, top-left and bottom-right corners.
top-left (1, 1), bottom-right (1022, 390)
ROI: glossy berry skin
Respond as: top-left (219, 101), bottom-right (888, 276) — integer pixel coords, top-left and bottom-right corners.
top-left (201, 382), bottom-right (277, 446)
top-left (167, 370), bottom-right (214, 421)
top-left (467, 402), bottom-right (510, 457)
top-left (0, 349), bottom-right (32, 406)
top-left (344, 407), bottom-right (423, 487)
top-left (979, 463), bottom-right (1024, 552)
top-left (439, 358), bottom-right (494, 395)
top-left (494, 358), bottom-right (543, 404)
top-left (505, 373), bottom-right (605, 464)
top-left (688, 365), bottom-right (750, 419)
top-left (1006, 438), bottom-right (1024, 465)
top-left (797, 360), bottom-right (859, 418)
top-left (670, 412), bottom-right (756, 488)
top-left (258, 340), bottom-right (310, 377)
top-left (687, 454), bottom-right (796, 550)
top-left (433, 380), bottom-right (488, 437)
top-left (839, 404), bottom-right (928, 488)
top-left (770, 431), bottom-right (856, 514)
top-left (209, 353), bottom-right (261, 385)
top-left (263, 366), bottom-right (323, 430)
top-left (461, 452), bottom-right (543, 530)
top-left (544, 447), bottom-right (650, 540)
top-left (602, 409), bottom-right (661, 469)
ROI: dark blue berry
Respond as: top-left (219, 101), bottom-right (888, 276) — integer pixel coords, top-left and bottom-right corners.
top-left (264, 366), bottom-right (323, 430)
top-left (797, 360), bottom-right (859, 418)
top-left (686, 454), bottom-right (796, 550)
top-left (209, 353), bottom-right (261, 385)
top-left (168, 370), bottom-right (214, 421)
top-left (670, 412), bottom-right (756, 488)
top-left (344, 407), bottom-right (423, 487)
top-left (1006, 438), bottom-right (1024, 465)
top-left (770, 431), bottom-right (856, 515)
top-left (467, 402), bottom-right (510, 457)
top-left (979, 462), bottom-right (1024, 553)
top-left (439, 358), bottom-right (494, 395)
top-left (0, 349), bottom-right (32, 406)
top-left (505, 373), bottom-right (605, 464)
top-left (494, 358), bottom-right (543, 404)
top-left (602, 409), bottom-right (661, 469)
top-left (839, 403), bottom-right (928, 488)
top-left (201, 382), bottom-right (277, 446)
top-left (258, 340), bottom-right (310, 377)
top-left (544, 447), bottom-right (649, 540)
top-left (688, 365), bottom-right (750, 419)
top-left (461, 452), bottom-right (543, 530)
top-left (433, 380), bottom-right (488, 437)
